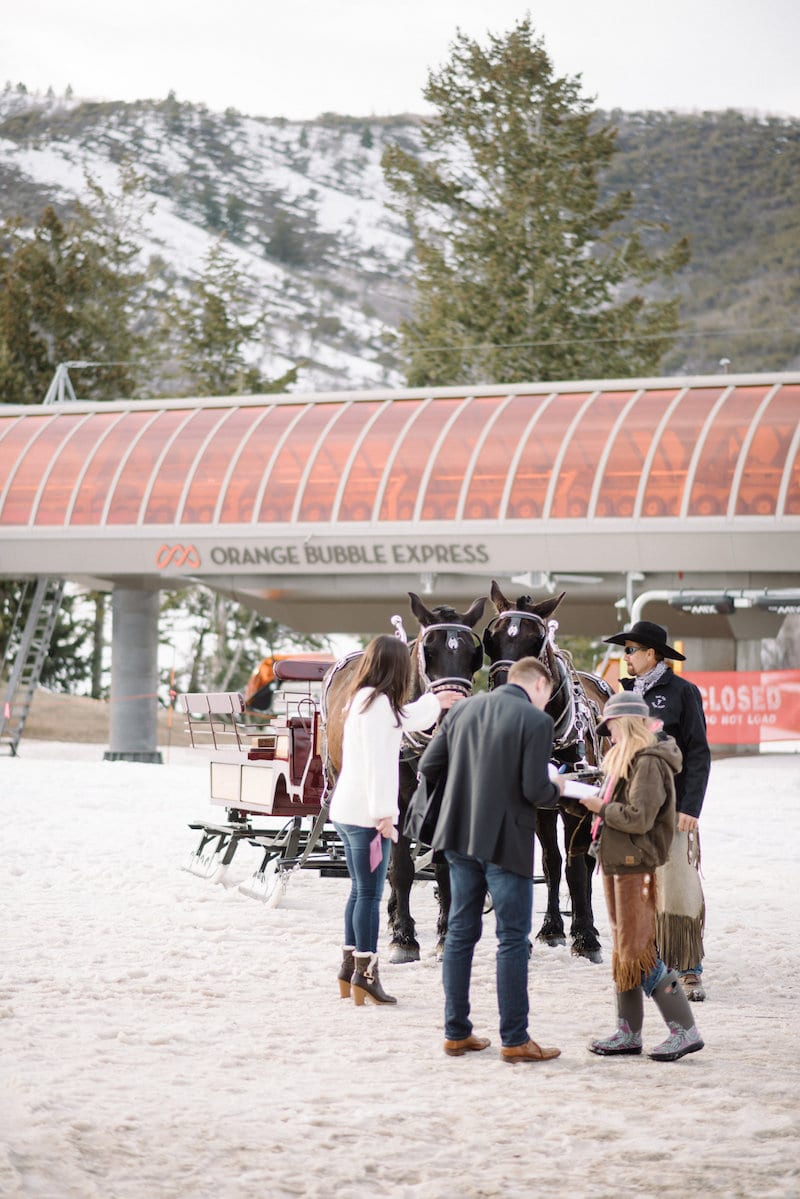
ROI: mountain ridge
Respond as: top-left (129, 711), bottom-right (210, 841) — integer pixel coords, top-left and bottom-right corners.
top-left (2, 87), bottom-right (798, 393)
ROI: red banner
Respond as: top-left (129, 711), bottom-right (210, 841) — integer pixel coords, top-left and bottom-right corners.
top-left (684, 670), bottom-right (800, 744)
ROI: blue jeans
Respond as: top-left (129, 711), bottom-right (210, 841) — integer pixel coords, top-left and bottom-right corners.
top-left (443, 851), bottom-right (533, 1048)
top-left (334, 823), bottom-right (391, 954)
top-left (642, 958), bottom-right (668, 997)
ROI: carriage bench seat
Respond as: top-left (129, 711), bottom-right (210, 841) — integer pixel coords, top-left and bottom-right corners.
top-left (272, 658), bottom-right (332, 683)
top-left (177, 686), bottom-right (325, 817)
top-left (177, 691), bottom-right (272, 753)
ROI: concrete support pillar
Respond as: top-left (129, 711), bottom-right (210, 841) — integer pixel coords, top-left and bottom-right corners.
top-left (735, 639), bottom-right (764, 672)
top-left (680, 637), bottom-right (736, 671)
top-left (104, 587), bottom-right (162, 763)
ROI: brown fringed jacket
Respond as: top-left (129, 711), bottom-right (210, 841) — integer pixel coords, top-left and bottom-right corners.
top-left (596, 737), bottom-right (683, 876)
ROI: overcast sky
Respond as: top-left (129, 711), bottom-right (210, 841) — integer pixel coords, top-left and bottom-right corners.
top-left (3, 0), bottom-right (798, 121)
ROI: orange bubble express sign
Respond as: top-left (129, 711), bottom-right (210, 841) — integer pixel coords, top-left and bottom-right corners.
top-left (685, 671), bottom-right (800, 744)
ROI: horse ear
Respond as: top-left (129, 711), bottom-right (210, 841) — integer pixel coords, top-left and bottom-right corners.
top-left (490, 579), bottom-right (510, 612)
top-left (460, 596), bottom-right (487, 629)
top-left (408, 591), bottom-right (436, 627)
top-left (533, 591), bottom-right (566, 620)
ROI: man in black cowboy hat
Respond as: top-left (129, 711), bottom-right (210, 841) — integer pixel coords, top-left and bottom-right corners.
top-left (603, 620), bottom-right (711, 1002)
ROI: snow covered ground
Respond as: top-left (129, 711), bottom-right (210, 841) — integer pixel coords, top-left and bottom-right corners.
top-left (1, 740), bottom-right (799, 1198)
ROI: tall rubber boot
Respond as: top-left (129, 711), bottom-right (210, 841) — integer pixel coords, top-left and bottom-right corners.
top-left (351, 953), bottom-right (397, 1006)
top-left (337, 946), bottom-right (355, 998)
top-left (589, 987), bottom-right (643, 1056)
top-left (649, 970), bottom-right (704, 1060)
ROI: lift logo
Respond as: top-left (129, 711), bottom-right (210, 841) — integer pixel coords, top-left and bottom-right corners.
top-left (156, 544), bottom-right (201, 569)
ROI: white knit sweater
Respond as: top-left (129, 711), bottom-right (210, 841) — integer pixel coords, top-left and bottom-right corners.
top-left (329, 688), bottom-right (441, 828)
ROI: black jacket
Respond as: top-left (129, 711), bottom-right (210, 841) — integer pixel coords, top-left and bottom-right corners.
top-left (621, 670), bottom-right (710, 818)
top-left (417, 683), bottom-right (560, 878)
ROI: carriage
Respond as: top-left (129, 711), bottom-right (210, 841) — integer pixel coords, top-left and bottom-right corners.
top-left (178, 655), bottom-right (349, 904)
top-left (179, 649), bottom-right (439, 906)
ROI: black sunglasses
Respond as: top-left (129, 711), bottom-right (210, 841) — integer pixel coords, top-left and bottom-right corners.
top-left (623, 645), bottom-right (648, 655)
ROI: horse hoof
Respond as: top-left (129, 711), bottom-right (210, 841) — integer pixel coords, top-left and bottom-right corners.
top-left (389, 944), bottom-right (420, 964)
top-left (534, 925), bottom-right (566, 944)
top-left (572, 945), bottom-right (602, 964)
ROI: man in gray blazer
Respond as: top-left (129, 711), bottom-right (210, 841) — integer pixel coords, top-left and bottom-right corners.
top-left (418, 657), bottom-right (565, 1062)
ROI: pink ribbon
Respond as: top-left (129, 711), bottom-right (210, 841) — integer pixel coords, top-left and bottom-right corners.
top-left (591, 774), bottom-right (616, 841)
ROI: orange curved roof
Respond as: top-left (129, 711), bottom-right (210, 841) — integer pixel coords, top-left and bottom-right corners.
top-left (1, 375), bottom-right (798, 529)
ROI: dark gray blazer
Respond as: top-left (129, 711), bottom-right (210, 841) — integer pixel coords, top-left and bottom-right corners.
top-left (418, 683), bottom-right (560, 878)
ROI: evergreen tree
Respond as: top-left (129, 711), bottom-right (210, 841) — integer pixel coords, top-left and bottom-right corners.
top-left (265, 209), bottom-right (308, 266)
top-left (0, 167), bottom-right (157, 404)
top-left (159, 586), bottom-right (329, 695)
top-left (382, 18), bottom-right (690, 386)
top-left (88, 591), bottom-right (108, 699)
top-left (0, 581), bottom-right (94, 693)
top-left (170, 238), bottom-right (296, 395)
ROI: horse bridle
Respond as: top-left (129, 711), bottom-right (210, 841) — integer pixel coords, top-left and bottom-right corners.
top-left (486, 609), bottom-right (603, 768)
top-left (486, 610), bottom-right (554, 688)
top-left (416, 622), bottom-right (482, 699)
top-left (398, 621), bottom-right (482, 758)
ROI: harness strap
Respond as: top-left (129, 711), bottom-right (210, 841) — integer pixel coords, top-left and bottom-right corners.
top-left (486, 609), bottom-right (602, 765)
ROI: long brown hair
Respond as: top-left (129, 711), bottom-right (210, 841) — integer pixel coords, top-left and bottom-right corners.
top-left (348, 635), bottom-right (412, 725)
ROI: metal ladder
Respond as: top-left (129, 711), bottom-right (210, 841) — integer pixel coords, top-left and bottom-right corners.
top-left (1, 577), bottom-right (66, 755)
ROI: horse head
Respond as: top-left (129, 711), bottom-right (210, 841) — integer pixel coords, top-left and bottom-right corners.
top-left (408, 592), bottom-right (487, 709)
top-left (483, 579), bottom-right (566, 688)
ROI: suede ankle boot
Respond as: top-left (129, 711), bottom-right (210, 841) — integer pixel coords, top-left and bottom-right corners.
top-left (351, 953), bottom-right (397, 1006)
top-left (337, 946), bottom-right (355, 998)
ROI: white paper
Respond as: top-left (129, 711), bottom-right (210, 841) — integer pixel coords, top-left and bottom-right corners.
top-left (549, 763), bottom-right (600, 800)
top-left (562, 779), bottom-right (601, 800)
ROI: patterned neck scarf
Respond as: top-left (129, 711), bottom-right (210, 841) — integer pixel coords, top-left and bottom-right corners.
top-left (631, 659), bottom-right (669, 696)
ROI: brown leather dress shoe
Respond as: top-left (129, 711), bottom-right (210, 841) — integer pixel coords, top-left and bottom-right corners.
top-left (501, 1038), bottom-right (561, 1062)
top-left (443, 1034), bottom-right (491, 1057)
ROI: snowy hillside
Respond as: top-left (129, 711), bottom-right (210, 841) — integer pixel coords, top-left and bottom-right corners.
top-left (4, 88), bottom-right (800, 389)
top-left (0, 89), bottom-right (422, 391)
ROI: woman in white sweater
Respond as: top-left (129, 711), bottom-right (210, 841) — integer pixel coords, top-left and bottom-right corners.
top-left (330, 635), bottom-right (441, 1005)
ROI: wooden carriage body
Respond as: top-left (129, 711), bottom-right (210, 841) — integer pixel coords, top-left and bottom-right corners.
top-left (177, 656), bottom-right (344, 899)
top-left (179, 656), bottom-right (332, 820)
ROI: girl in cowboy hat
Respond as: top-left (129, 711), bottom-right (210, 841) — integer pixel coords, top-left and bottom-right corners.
top-left (579, 691), bottom-right (704, 1061)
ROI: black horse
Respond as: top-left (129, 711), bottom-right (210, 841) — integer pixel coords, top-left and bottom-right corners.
top-left (483, 580), bottom-right (612, 962)
top-left (321, 591), bottom-right (486, 964)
